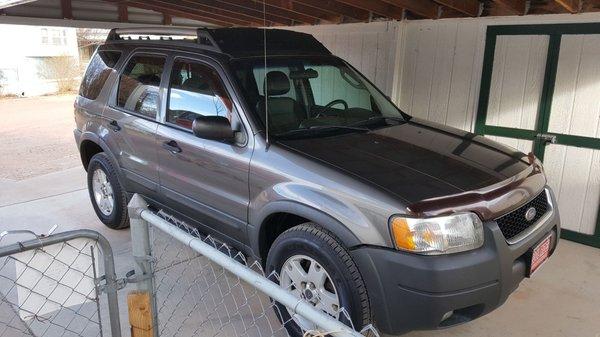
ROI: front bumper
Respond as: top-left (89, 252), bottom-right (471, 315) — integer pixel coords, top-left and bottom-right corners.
top-left (351, 189), bottom-right (560, 335)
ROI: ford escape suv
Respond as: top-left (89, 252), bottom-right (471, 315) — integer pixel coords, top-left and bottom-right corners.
top-left (74, 27), bottom-right (560, 335)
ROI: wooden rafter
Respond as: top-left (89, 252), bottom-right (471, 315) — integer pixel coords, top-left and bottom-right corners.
top-left (218, 0), bottom-right (319, 25)
top-left (118, 3), bottom-right (128, 22)
top-left (433, 0), bottom-right (480, 16)
top-left (492, 0), bottom-right (527, 15)
top-left (554, 0), bottom-right (581, 13)
top-left (295, 0), bottom-right (370, 21)
top-left (162, 13), bottom-right (172, 25)
top-left (138, 0), bottom-right (258, 26)
top-left (381, 0), bottom-right (439, 19)
top-left (333, 0), bottom-right (405, 20)
top-left (150, 0), bottom-right (275, 26)
top-left (61, 0), bottom-right (72, 19)
top-left (261, 0), bottom-right (342, 23)
top-left (119, 1), bottom-right (237, 26)
top-left (181, 0), bottom-right (293, 25)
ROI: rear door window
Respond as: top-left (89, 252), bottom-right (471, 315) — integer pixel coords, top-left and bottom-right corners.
top-left (79, 51), bottom-right (121, 100)
top-left (166, 59), bottom-right (233, 130)
top-left (117, 55), bottom-right (165, 119)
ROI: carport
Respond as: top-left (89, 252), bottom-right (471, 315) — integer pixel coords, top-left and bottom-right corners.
top-left (3, 0), bottom-right (597, 248)
top-left (0, 1), bottom-right (599, 336)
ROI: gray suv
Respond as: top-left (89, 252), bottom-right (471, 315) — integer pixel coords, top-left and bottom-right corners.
top-left (74, 27), bottom-right (560, 335)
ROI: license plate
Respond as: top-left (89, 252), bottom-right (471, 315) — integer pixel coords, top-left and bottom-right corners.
top-left (527, 234), bottom-right (552, 277)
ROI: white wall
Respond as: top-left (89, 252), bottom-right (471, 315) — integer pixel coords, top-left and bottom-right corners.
top-left (0, 24), bottom-right (79, 96)
top-left (395, 12), bottom-right (600, 133)
top-left (288, 21), bottom-right (401, 97)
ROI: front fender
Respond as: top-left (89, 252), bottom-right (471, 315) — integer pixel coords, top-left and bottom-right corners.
top-left (249, 199), bottom-right (363, 257)
top-left (248, 182), bottom-right (396, 258)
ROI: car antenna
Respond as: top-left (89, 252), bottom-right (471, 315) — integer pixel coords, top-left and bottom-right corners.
top-left (262, 0), bottom-right (270, 148)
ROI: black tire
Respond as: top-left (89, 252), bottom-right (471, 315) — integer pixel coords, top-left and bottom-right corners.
top-left (266, 223), bottom-right (371, 336)
top-left (87, 153), bottom-right (129, 230)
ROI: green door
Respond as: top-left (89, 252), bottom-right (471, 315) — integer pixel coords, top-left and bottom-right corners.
top-left (476, 24), bottom-right (600, 248)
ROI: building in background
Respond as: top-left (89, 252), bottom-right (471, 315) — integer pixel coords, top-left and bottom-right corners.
top-left (0, 24), bottom-right (79, 97)
top-left (77, 28), bottom-right (109, 64)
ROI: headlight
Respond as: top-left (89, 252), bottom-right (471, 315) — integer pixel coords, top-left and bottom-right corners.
top-left (390, 213), bottom-right (484, 255)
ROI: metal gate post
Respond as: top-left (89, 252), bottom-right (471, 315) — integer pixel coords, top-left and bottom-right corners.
top-left (128, 194), bottom-right (159, 337)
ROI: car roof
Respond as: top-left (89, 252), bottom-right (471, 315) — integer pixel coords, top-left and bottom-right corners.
top-left (103, 27), bottom-right (332, 59)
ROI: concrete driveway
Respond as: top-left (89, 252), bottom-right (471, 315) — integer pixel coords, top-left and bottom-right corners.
top-left (0, 95), bottom-right (599, 337)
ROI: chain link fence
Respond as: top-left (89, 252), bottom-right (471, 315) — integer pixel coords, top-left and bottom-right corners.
top-left (153, 211), bottom-right (299, 337)
top-left (129, 195), bottom-right (379, 337)
top-left (1, 195), bottom-right (380, 337)
top-left (0, 230), bottom-right (122, 337)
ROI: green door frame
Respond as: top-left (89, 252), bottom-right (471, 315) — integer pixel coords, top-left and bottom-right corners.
top-left (475, 23), bottom-right (600, 248)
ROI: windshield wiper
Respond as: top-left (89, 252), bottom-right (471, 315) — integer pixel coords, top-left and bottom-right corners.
top-left (349, 116), bottom-right (405, 127)
top-left (308, 125), bottom-right (370, 131)
top-left (275, 125), bottom-right (369, 138)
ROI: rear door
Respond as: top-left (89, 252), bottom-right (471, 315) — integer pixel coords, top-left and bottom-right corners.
top-left (156, 56), bottom-right (253, 244)
top-left (102, 52), bottom-right (167, 194)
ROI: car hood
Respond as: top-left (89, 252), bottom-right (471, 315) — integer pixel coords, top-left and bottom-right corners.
top-left (277, 119), bottom-right (531, 204)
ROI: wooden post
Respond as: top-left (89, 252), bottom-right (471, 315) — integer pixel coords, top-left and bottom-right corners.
top-left (128, 291), bottom-right (153, 337)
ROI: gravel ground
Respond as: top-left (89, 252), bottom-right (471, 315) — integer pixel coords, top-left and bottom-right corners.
top-left (0, 95), bottom-right (80, 181)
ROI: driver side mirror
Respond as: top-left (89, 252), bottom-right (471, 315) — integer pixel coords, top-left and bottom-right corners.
top-left (192, 116), bottom-right (235, 141)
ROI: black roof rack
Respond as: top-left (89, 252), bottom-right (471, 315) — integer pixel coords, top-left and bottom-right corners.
top-left (105, 27), bottom-right (331, 58)
top-left (106, 27), bottom-right (221, 53)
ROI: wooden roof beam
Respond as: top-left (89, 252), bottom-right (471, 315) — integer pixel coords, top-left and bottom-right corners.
top-left (118, 3), bottom-right (128, 22)
top-left (181, 0), bottom-right (293, 25)
top-left (554, 0), bottom-right (581, 13)
top-left (219, 0), bottom-right (319, 25)
top-left (333, 0), bottom-right (405, 20)
top-left (381, 0), bottom-right (440, 19)
top-left (122, 1), bottom-right (237, 26)
top-left (433, 0), bottom-right (480, 16)
top-left (61, 0), bottom-right (73, 19)
top-left (162, 13), bottom-right (172, 25)
top-left (492, 0), bottom-right (527, 15)
top-left (140, 0), bottom-right (260, 26)
top-left (262, 0), bottom-right (343, 23)
top-left (152, 0), bottom-right (276, 26)
top-left (293, 0), bottom-right (370, 21)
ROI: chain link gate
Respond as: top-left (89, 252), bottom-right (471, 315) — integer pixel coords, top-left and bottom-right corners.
top-left (0, 229), bottom-right (122, 337)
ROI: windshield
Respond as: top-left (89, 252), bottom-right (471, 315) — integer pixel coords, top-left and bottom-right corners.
top-left (231, 56), bottom-right (407, 138)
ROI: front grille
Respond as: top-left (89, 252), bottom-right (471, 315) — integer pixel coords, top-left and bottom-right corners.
top-left (496, 191), bottom-right (549, 242)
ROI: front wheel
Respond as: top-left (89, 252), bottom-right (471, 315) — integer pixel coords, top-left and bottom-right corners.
top-left (87, 153), bottom-right (129, 229)
top-left (266, 223), bottom-right (371, 336)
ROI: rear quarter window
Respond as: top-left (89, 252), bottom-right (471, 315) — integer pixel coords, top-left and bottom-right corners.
top-left (79, 51), bottom-right (121, 100)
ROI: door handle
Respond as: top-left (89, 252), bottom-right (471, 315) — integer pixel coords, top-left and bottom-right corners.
top-left (108, 120), bottom-right (121, 132)
top-left (162, 140), bottom-right (182, 154)
top-left (536, 133), bottom-right (557, 145)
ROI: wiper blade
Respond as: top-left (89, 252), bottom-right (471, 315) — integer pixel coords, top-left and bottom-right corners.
top-left (308, 125), bottom-right (370, 131)
top-left (275, 125), bottom-right (369, 138)
top-left (349, 116), bottom-right (405, 127)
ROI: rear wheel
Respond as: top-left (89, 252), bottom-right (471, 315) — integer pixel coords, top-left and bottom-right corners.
top-left (87, 153), bottom-right (129, 229)
top-left (266, 223), bottom-right (371, 336)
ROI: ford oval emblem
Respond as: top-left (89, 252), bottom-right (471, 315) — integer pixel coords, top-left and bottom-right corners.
top-left (525, 207), bottom-right (537, 222)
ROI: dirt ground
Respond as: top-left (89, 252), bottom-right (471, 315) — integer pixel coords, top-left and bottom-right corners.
top-left (0, 95), bottom-right (80, 181)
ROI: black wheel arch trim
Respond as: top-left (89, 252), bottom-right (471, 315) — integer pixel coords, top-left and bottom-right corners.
top-left (78, 131), bottom-right (126, 188)
top-left (249, 200), bottom-right (362, 260)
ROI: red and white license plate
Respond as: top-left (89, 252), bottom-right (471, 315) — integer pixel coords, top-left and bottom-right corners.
top-left (528, 234), bottom-right (553, 277)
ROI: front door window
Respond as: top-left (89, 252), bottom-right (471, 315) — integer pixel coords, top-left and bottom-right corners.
top-left (167, 60), bottom-right (234, 130)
